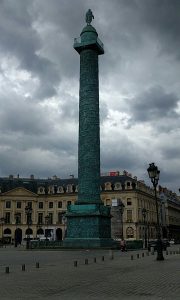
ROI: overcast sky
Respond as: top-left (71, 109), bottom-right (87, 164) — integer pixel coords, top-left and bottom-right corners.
top-left (0, 0), bottom-right (180, 193)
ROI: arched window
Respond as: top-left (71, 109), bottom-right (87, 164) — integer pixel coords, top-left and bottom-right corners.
top-left (66, 184), bottom-right (72, 193)
top-left (58, 212), bottom-right (63, 224)
top-left (57, 186), bottom-right (64, 193)
top-left (26, 228), bottom-right (33, 235)
top-left (125, 181), bottom-right (132, 190)
top-left (126, 227), bottom-right (134, 239)
top-left (37, 228), bottom-right (44, 235)
top-left (114, 182), bottom-right (121, 190)
top-left (4, 228), bottom-right (11, 235)
top-left (48, 186), bottom-right (54, 194)
top-left (105, 182), bottom-right (112, 191)
top-left (38, 186), bottom-right (45, 194)
top-left (56, 228), bottom-right (62, 241)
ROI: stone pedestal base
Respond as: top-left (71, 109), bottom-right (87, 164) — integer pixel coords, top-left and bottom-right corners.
top-left (63, 204), bottom-right (115, 249)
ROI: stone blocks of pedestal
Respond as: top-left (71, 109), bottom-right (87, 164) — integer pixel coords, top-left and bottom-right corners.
top-left (64, 204), bottom-right (114, 248)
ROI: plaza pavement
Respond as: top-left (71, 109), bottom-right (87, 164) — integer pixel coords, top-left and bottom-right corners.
top-left (0, 245), bottom-right (180, 300)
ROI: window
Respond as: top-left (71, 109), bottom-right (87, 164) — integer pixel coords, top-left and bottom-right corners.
top-left (49, 202), bottom-right (53, 209)
top-left (57, 186), bottom-right (63, 193)
top-left (58, 212), bottom-right (63, 224)
top-left (115, 183), bottom-right (121, 190)
top-left (26, 228), bottom-right (33, 235)
top-left (127, 210), bottom-right (132, 222)
top-left (6, 201), bottom-right (11, 209)
top-left (127, 182), bottom-right (131, 188)
top-left (5, 212), bottom-right (10, 224)
top-left (49, 213), bottom-right (53, 224)
top-left (15, 213), bottom-right (21, 224)
top-left (16, 201), bottom-right (21, 209)
top-left (37, 228), bottom-right (44, 235)
top-left (38, 202), bottom-right (43, 209)
top-left (127, 198), bottom-right (132, 206)
top-left (26, 213), bottom-right (32, 225)
top-left (106, 199), bottom-right (111, 206)
top-left (67, 201), bottom-right (71, 207)
top-left (58, 201), bottom-right (62, 208)
top-left (105, 182), bottom-right (111, 191)
top-left (126, 227), bottom-right (134, 238)
top-left (38, 213), bottom-right (43, 224)
top-left (27, 202), bottom-right (32, 209)
top-left (66, 185), bottom-right (72, 193)
top-left (4, 228), bottom-right (11, 235)
top-left (39, 187), bottom-right (44, 193)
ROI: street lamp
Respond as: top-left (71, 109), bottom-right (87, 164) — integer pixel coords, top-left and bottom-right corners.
top-left (25, 205), bottom-right (32, 249)
top-left (14, 212), bottom-right (19, 247)
top-left (45, 215), bottom-right (50, 241)
top-left (147, 162), bottom-right (164, 261)
top-left (119, 200), bottom-right (125, 240)
top-left (142, 208), bottom-right (147, 249)
top-left (0, 217), bottom-right (5, 245)
top-left (62, 214), bottom-right (67, 240)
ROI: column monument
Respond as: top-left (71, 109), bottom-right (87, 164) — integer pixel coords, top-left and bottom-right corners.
top-left (64, 10), bottom-right (113, 248)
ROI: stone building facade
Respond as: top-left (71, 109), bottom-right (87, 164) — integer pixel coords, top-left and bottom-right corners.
top-left (0, 174), bottom-right (180, 244)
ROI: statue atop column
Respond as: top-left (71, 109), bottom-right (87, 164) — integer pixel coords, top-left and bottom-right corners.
top-left (86, 9), bottom-right (94, 25)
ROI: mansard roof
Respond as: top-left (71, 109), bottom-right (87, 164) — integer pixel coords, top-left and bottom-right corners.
top-left (0, 175), bottom-right (136, 193)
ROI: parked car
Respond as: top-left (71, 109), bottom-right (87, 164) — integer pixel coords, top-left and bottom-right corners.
top-left (169, 239), bottom-right (175, 245)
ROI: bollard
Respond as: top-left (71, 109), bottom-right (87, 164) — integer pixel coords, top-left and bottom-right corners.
top-left (110, 254), bottom-right (114, 260)
top-left (137, 253), bottom-right (139, 259)
top-left (131, 255), bottom-right (133, 260)
top-left (36, 262), bottom-right (40, 268)
top-left (94, 257), bottom-right (96, 263)
top-left (109, 250), bottom-right (114, 260)
top-left (170, 251), bottom-right (172, 255)
top-left (102, 256), bottom-right (105, 261)
top-left (22, 264), bottom-right (26, 271)
top-left (74, 261), bottom-right (77, 267)
top-left (5, 267), bottom-right (9, 274)
top-left (166, 250), bottom-right (168, 255)
top-left (85, 259), bottom-right (88, 265)
top-left (142, 253), bottom-right (144, 257)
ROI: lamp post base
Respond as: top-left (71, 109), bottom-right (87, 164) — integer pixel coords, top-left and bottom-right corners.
top-left (156, 239), bottom-right (164, 261)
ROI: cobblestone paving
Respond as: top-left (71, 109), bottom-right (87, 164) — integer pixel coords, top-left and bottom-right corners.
top-left (0, 245), bottom-right (179, 300)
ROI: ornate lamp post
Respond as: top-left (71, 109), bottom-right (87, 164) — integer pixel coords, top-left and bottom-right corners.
top-left (147, 163), bottom-right (164, 261)
top-left (45, 215), bottom-right (50, 241)
top-left (62, 214), bottom-right (67, 240)
top-left (14, 212), bottom-right (19, 247)
top-left (25, 205), bottom-right (32, 249)
top-left (119, 200), bottom-right (125, 240)
top-left (0, 217), bottom-right (5, 244)
top-left (142, 208), bottom-right (147, 249)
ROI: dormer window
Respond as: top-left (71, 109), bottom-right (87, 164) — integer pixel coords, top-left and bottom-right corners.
top-left (114, 183), bottom-right (121, 190)
top-left (38, 187), bottom-right (45, 194)
top-left (66, 184), bottom-right (72, 193)
top-left (57, 186), bottom-right (64, 193)
top-left (105, 182), bottom-right (112, 191)
top-left (48, 186), bottom-right (54, 194)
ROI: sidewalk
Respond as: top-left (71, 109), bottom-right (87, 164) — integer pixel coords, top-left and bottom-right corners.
top-left (0, 246), bottom-right (179, 300)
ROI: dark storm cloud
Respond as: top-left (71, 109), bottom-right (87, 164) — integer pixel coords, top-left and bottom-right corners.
top-left (138, 0), bottom-right (180, 59)
top-left (162, 147), bottom-right (180, 160)
top-left (0, 0), bottom-right (60, 99)
top-left (128, 86), bottom-right (179, 127)
top-left (0, 93), bottom-right (53, 135)
top-left (101, 134), bottom-right (144, 173)
top-left (0, 0), bottom-right (179, 192)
